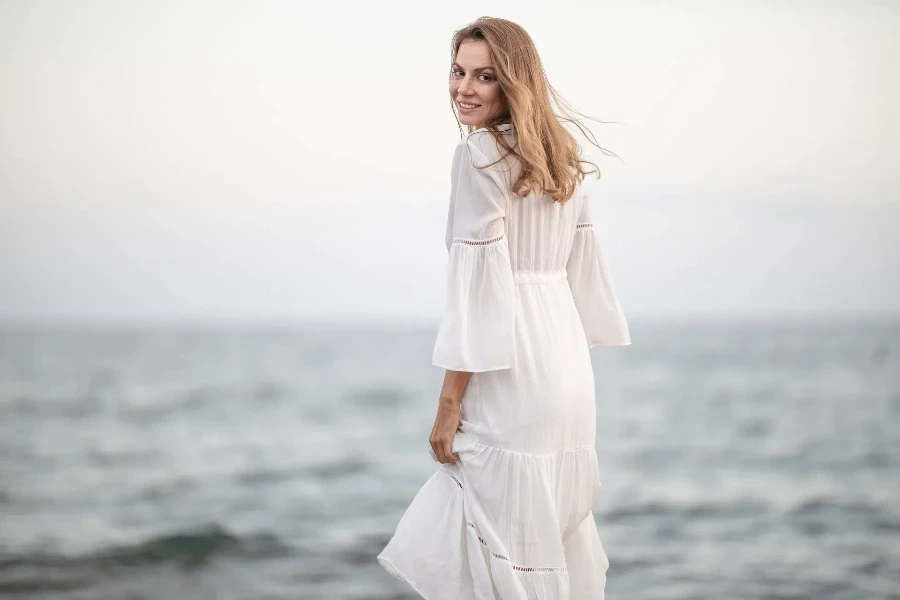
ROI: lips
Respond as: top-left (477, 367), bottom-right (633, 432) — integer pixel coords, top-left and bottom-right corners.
top-left (458, 101), bottom-right (480, 109)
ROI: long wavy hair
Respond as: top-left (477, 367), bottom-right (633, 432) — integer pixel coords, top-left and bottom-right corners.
top-left (451, 17), bottom-right (621, 205)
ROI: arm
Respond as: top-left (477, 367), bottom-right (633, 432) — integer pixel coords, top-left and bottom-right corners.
top-left (430, 369), bottom-right (472, 464)
top-left (440, 369), bottom-right (473, 408)
top-left (430, 134), bottom-right (514, 462)
top-left (431, 133), bottom-right (516, 372)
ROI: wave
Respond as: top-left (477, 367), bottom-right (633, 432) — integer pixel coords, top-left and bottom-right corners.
top-left (603, 498), bottom-right (771, 523)
top-left (234, 458), bottom-right (371, 487)
top-left (0, 523), bottom-right (292, 575)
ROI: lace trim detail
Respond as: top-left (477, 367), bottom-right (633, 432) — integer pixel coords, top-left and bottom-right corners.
top-left (440, 468), bottom-right (568, 574)
top-left (452, 234), bottom-right (505, 246)
top-left (576, 223), bottom-right (593, 229)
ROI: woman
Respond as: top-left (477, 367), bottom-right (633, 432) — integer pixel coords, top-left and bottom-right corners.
top-left (377, 16), bottom-right (631, 600)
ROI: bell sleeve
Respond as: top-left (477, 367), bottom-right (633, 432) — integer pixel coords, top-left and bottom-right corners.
top-left (431, 135), bottom-right (516, 372)
top-left (566, 186), bottom-right (632, 348)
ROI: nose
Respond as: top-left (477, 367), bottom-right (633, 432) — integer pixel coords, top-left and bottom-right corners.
top-left (458, 76), bottom-right (475, 96)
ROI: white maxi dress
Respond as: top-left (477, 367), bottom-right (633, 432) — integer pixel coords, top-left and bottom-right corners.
top-left (377, 122), bottom-right (631, 600)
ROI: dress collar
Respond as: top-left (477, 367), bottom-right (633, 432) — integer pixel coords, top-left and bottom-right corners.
top-left (473, 122), bottom-right (513, 133)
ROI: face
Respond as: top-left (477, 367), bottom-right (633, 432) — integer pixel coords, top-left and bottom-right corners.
top-left (450, 39), bottom-right (507, 128)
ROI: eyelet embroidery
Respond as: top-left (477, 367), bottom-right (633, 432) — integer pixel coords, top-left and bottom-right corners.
top-left (575, 223), bottom-right (593, 229)
top-left (440, 468), bottom-right (568, 574)
top-left (453, 234), bottom-right (505, 246)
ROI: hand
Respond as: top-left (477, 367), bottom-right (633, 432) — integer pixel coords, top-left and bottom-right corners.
top-left (429, 399), bottom-right (461, 463)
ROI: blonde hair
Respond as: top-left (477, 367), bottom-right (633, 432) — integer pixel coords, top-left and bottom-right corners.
top-left (450, 17), bottom-right (621, 205)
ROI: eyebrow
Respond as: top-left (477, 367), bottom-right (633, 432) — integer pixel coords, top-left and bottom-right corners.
top-left (451, 62), bottom-right (494, 72)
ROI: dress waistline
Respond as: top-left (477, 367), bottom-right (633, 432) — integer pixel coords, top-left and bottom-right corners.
top-left (513, 270), bottom-right (568, 285)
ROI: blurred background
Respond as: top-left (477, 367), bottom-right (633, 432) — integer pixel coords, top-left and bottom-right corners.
top-left (1, 1), bottom-right (897, 599)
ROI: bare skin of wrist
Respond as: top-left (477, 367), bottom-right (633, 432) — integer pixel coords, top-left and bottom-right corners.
top-left (430, 369), bottom-right (472, 463)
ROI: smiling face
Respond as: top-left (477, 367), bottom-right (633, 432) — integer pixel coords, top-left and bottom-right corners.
top-left (450, 39), bottom-right (508, 128)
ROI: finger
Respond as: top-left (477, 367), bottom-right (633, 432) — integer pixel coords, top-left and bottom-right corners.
top-left (430, 440), bottom-right (444, 463)
top-left (443, 439), bottom-right (456, 463)
top-left (448, 438), bottom-right (459, 462)
top-left (446, 437), bottom-right (460, 462)
top-left (429, 440), bottom-right (439, 462)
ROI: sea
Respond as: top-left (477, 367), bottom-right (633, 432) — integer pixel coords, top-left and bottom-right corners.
top-left (0, 316), bottom-right (898, 600)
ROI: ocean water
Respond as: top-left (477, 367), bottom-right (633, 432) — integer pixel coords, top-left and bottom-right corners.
top-left (0, 317), bottom-right (898, 600)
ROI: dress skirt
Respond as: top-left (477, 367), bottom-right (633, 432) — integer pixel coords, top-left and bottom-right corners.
top-left (377, 270), bottom-right (610, 599)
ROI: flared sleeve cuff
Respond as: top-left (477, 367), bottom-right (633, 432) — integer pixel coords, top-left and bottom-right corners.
top-left (432, 234), bottom-right (516, 371)
top-left (567, 223), bottom-right (632, 348)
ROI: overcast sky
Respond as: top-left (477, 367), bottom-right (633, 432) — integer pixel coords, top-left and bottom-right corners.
top-left (1, 0), bottom-right (897, 323)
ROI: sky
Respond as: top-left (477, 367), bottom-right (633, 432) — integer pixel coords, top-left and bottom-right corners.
top-left (0, 0), bottom-right (897, 323)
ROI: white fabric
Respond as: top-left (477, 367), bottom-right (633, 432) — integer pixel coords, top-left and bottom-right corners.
top-left (378, 122), bottom-right (630, 599)
top-left (566, 188), bottom-right (632, 348)
top-left (431, 130), bottom-right (517, 372)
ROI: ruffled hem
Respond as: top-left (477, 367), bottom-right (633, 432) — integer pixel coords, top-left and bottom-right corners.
top-left (377, 436), bottom-right (609, 599)
top-left (378, 554), bottom-right (433, 599)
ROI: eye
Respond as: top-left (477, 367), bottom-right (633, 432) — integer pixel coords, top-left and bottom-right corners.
top-left (450, 68), bottom-right (494, 81)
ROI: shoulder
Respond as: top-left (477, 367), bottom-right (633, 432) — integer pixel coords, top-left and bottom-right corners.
top-left (457, 126), bottom-right (516, 175)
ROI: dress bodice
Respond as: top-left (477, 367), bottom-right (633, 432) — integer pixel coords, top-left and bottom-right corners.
top-left (445, 124), bottom-right (588, 276)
